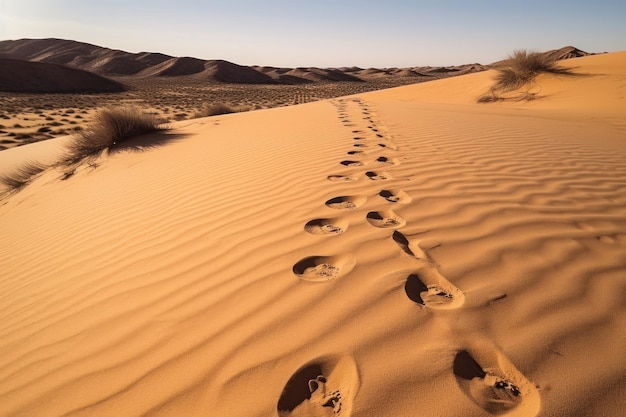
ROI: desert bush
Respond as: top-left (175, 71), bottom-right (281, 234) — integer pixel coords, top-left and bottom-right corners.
top-left (193, 102), bottom-right (243, 118)
top-left (64, 106), bottom-right (166, 163)
top-left (477, 90), bottom-right (501, 103)
top-left (0, 161), bottom-right (47, 194)
top-left (491, 49), bottom-right (573, 91)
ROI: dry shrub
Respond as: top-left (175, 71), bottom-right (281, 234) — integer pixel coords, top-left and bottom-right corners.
top-left (477, 89), bottom-right (501, 103)
top-left (492, 50), bottom-right (573, 91)
top-left (64, 106), bottom-right (166, 163)
top-left (193, 102), bottom-right (246, 118)
top-left (0, 161), bottom-right (47, 193)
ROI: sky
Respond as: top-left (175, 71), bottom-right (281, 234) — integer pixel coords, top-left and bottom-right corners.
top-left (1, 0), bottom-right (625, 68)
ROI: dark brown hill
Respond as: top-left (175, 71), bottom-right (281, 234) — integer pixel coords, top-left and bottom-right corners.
top-left (0, 38), bottom-right (487, 85)
top-left (0, 58), bottom-right (126, 93)
top-left (0, 38), bottom-right (589, 87)
top-left (203, 60), bottom-right (276, 84)
top-left (543, 46), bottom-right (592, 62)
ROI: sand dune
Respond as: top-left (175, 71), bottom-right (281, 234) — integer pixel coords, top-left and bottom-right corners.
top-left (0, 52), bottom-right (624, 417)
top-left (0, 58), bottom-right (126, 93)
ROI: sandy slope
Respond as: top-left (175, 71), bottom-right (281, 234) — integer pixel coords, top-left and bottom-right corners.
top-left (0, 52), bottom-right (625, 417)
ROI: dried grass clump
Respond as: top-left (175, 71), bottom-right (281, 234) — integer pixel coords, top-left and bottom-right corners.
top-left (492, 50), bottom-right (573, 91)
top-left (478, 49), bottom-right (576, 103)
top-left (64, 106), bottom-right (166, 163)
top-left (0, 161), bottom-right (48, 194)
top-left (193, 102), bottom-right (246, 118)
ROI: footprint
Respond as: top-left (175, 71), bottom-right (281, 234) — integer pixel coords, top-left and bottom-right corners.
top-left (403, 265), bottom-right (464, 309)
top-left (293, 256), bottom-right (356, 282)
top-left (347, 151), bottom-right (365, 156)
top-left (327, 175), bottom-right (357, 182)
top-left (340, 160), bottom-right (364, 167)
top-left (365, 171), bottom-right (390, 180)
top-left (353, 143), bottom-right (368, 148)
top-left (366, 210), bottom-right (406, 229)
top-left (392, 231), bottom-right (427, 258)
top-left (377, 143), bottom-right (398, 150)
top-left (353, 137), bottom-right (364, 141)
top-left (325, 195), bottom-right (366, 210)
top-left (351, 130), bottom-right (362, 134)
top-left (375, 156), bottom-right (400, 166)
top-left (453, 348), bottom-right (540, 416)
top-left (277, 356), bottom-right (359, 417)
top-left (378, 189), bottom-right (412, 204)
top-left (305, 218), bottom-right (348, 235)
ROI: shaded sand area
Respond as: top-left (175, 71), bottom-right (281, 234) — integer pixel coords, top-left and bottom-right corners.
top-left (1, 52), bottom-right (625, 417)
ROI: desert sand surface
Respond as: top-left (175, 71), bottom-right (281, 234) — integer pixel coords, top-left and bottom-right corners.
top-left (0, 52), bottom-right (625, 417)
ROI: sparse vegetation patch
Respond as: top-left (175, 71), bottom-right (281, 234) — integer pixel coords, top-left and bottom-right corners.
top-left (479, 49), bottom-right (576, 102)
top-left (0, 161), bottom-right (47, 194)
top-left (64, 106), bottom-right (166, 163)
top-left (193, 102), bottom-right (245, 118)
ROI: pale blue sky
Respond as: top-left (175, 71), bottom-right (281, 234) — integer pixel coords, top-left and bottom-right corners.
top-left (1, 0), bottom-right (625, 67)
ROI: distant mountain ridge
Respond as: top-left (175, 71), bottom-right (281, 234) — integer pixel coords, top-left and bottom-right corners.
top-left (0, 38), bottom-right (592, 88)
top-left (0, 38), bottom-right (493, 85)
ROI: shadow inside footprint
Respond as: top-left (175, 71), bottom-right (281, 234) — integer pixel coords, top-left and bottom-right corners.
top-left (365, 171), bottom-right (388, 180)
top-left (305, 218), bottom-right (346, 235)
top-left (340, 160), bottom-right (364, 167)
top-left (366, 210), bottom-right (405, 228)
top-left (327, 175), bottom-right (357, 182)
top-left (380, 190), bottom-right (398, 203)
top-left (277, 364), bottom-right (324, 413)
top-left (404, 274), bottom-right (429, 305)
top-left (453, 351), bottom-right (486, 380)
top-left (378, 189), bottom-right (411, 204)
top-left (326, 195), bottom-right (365, 210)
top-left (292, 255), bottom-right (355, 281)
top-left (393, 231), bottom-right (415, 256)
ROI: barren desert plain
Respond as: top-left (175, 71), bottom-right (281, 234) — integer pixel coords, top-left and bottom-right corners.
top-left (0, 46), bottom-right (625, 417)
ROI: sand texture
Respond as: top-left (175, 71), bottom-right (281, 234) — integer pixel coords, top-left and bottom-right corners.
top-left (0, 52), bottom-right (625, 417)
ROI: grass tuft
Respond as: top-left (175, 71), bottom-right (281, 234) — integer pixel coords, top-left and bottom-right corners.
top-left (64, 106), bottom-right (166, 163)
top-left (0, 161), bottom-right (48, 194)
top-left (492, 49), bottom-right (573, 91)
top-left (193, 102), bottom-right (246, 118)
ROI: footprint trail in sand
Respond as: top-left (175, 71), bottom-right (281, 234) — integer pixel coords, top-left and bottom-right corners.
top-left (296, 97), bottom-right (538, 416)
